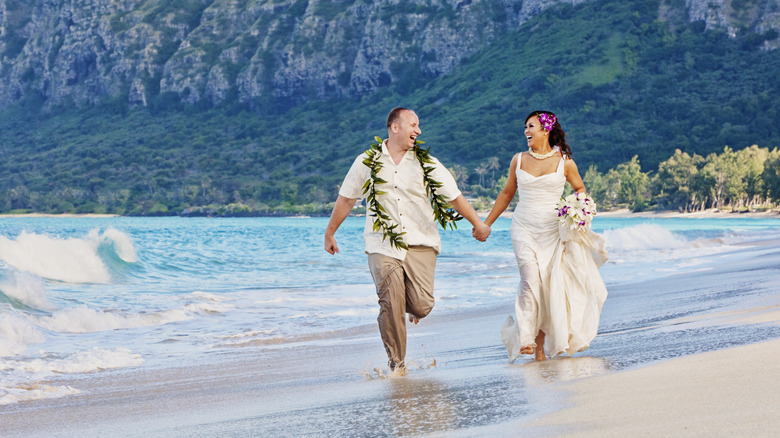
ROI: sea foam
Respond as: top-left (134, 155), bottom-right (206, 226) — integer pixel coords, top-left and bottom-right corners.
top-left (0, 270), bottom-right (57, 311)
top-left (32, 303), bottom-right (210, 333)
top-left (0, 383), bottom-right (81, 406)
top-left (603, 224), bottom-right (688, 252)
top-left (0, 347), bottom-right (143, 406)
top-left (2, 347), bottom-right (144, 374)
top-left (0, 309), bottom-right (45, 356)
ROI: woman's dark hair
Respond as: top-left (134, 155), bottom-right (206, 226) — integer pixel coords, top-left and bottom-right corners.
top-left (525, 110), bottom-right (572, 157)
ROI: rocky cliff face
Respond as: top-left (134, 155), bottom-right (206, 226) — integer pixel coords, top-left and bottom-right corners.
top-left (684, 0), bottom-right (780, 45)
top-left (0, 0), bottom-right (777, 110)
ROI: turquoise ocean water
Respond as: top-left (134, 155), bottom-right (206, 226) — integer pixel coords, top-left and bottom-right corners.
top-left (1, 215), bottom-right (780, 405)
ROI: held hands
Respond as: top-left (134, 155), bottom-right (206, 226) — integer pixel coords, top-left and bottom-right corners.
top-left (472, 222), bottom-right (491, 242)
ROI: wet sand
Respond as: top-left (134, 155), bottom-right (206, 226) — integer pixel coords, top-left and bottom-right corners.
top-left (527, 337), bottom-right (780, 437)
top-left (2, 239), bottom-right (780, 437)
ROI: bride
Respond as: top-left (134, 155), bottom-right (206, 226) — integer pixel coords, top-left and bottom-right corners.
top-left (480, 110), bottom-right (608, 361)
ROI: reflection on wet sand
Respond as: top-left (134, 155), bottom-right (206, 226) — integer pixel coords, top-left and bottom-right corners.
top-left (382, 366), bottom-right (536, 436)
top-left (519, 355), bottom-right (612, 385)
top-left (388, 378), bottom-right (457, 436)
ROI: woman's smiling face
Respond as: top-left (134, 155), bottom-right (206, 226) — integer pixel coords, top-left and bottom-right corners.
top-left (524, 115), bottom-right (548, 149)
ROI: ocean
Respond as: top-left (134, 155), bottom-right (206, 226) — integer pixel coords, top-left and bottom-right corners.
top-left (2, 214), bottom-right (780, 407)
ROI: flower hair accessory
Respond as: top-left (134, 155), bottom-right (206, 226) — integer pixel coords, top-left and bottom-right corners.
top-left (538, 113), bottom-right (557, 132)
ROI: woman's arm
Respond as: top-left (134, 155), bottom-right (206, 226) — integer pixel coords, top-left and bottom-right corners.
top-left (484, 154), bottom-right (519, 227)
top-left (565, 157), bottom-right (586, 193)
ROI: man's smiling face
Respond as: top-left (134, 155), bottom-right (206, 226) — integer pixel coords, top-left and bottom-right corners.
top-left (392, 110), bottom-right (422, 151)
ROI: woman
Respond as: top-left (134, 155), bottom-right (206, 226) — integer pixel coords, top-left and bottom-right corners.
top-left (482, 110), bottom-right (608, 361)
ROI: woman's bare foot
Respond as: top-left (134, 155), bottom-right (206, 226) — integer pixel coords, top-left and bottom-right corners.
top-left (534, 331), bottom-right (547, 361)
top-left (408, 314), bottom-right (420, 324)
top-left (520, 345), bottom-right (534, 354)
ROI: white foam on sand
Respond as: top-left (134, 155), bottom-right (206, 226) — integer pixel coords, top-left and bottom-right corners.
top-left (0, 383), bottom-right (81, 406)
top-left (0, 347), bottom-right (143, 406)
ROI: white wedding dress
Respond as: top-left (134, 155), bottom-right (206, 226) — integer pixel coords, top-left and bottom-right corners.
top-left (500, 153), bottom-right (608, 361)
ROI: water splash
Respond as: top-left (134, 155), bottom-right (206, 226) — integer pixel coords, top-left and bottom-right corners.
top-left (0, 270), bottom-right (57, 311)
top-left (0, 228), bottom-right (138, 284)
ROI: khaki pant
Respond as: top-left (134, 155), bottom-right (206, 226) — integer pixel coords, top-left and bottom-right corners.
top-left (368, 246), bottom-right (437, 368)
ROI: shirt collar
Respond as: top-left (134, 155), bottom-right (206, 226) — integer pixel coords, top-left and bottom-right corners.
top-left (381, 139), bottom-right (415, 162)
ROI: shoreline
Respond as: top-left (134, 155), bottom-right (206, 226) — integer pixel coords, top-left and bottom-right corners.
top-left (487, 207), bottom-right (780, 220)
top-left (1, 208), bottom-right (778, 220)
top-left (0, 213), bottom-right (119, 218)
top-left (596, 207), bottom-right (780, 219)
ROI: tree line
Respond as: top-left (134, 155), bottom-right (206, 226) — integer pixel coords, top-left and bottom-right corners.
top-left (583, 145), bottom-right (780, 212)
top-left (445, 145), bottom-right (780, 214)
top-left (2, 142), bottom-right (778, 216)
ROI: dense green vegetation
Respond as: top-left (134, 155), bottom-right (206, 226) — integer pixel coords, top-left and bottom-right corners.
top-left (583, 145), bottom-right (780, 212)
top-left (1, 0), bottom-right (778, 215)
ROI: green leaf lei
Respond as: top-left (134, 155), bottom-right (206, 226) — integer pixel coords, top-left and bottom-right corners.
top-left (362, 136), bottom-right (463, 250)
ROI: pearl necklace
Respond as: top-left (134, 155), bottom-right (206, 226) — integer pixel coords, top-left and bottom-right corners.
top-left (528, 147), bottom-right (556, 160)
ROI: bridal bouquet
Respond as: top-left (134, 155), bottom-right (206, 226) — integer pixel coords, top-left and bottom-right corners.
top-left (556, 192), bottom-right (597, 231)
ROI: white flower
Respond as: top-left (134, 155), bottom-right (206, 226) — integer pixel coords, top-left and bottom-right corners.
top-left (556, 193), bottom-right (597, 230)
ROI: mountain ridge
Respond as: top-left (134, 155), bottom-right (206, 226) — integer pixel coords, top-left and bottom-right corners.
top-left (1, 0), bottom-right (778, 110)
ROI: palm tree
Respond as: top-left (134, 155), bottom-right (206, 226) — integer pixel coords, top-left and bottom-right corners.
top-left (487, 156), bottom-right (501, 186)
top-left (475, 163), bottom-right (488, 187)
top-left (449, 164), bottom-right (469, 188)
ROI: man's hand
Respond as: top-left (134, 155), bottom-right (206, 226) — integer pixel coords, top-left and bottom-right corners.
top-left (324, 234), bottom-right (339, 254)
top-left (323, 196), bottom-right (357, 255)
top-left (472, 222), bottom-right (491, 242)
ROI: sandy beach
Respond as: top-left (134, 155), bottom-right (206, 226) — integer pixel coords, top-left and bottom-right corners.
top-left (0, 213), bottom-right (119, 218)
top-left (528, 337), bottom-right (780, 437)
top-left (597, 207), bottom-right (780, 219)
top-left (487, 207), bottom-right (780, 220)
top-left (2, 222), bottom-right (780, 437)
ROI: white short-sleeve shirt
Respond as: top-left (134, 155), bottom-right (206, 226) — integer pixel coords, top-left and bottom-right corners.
top-left (339, 140), bottom-right (462, 260)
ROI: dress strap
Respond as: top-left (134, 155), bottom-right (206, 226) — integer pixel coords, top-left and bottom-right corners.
top-left (515, 152), bottom-right (523, 177)
top-left (556, 155), bottom-right (565, 173)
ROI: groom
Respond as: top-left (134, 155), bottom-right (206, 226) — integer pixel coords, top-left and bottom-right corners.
top-left (324, 107), bottom-right (490, 372)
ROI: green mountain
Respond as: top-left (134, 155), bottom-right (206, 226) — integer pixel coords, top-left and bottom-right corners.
top-left (1, 0), bottom-right (779, 215)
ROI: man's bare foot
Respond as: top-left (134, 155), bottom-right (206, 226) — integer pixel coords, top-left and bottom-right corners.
top-left (535, 348), bottom-right (547, 361)
top-left (389, 360), bottom-right (406, 376)
top-left (408, 314), bottom-right (420, 324)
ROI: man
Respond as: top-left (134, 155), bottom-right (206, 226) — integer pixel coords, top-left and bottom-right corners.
top-left (324, 107), bottom-right (490, 373)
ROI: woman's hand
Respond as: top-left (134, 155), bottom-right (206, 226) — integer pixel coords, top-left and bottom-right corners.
top-left (472, 222), bottom-right (491, 242)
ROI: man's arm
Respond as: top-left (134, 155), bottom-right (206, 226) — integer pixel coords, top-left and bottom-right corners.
top-left (324, 195), bottom-right (358, 254)
top-left (448, 195), bottom-right (490, 242)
